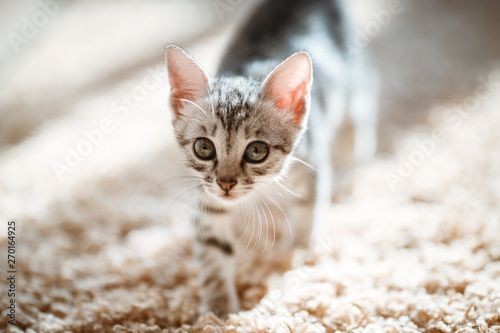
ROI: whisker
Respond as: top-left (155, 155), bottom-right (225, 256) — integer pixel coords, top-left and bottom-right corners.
top-left (276, 182), bottom-right (308, 201)
top-left (174, 98), bottom-right (208, 116)
top-left (165, 183), bottom-right (201, 215)
top-left (195, 187), bottom-right (209, 245)
top-left (151, 175), bottom-right (204, 191)
top-left (250, 196), bottom-right (260, 254)
top-left (250, 191), bottom-right (267, 255)
top-left (291, 157), bottom-right (317, 172)
top-left (243, 197), bottom-right (258, 254)
top-left (249, 197), bottom-right (263, 254)
top-left (205, 88), bottom-right (215, 116)
top-left (237, 198), bottom-right (252, 243)
top-left (254, 190), bottom-right (276, 253)
top-left (254, 198), bottom-right (265, 254)
top-left (255, 179), bottom-right (310, 201)
top-left (255, 188), bottom-right (294, 244)
top-left (257, 194), bottom-right (269, 256)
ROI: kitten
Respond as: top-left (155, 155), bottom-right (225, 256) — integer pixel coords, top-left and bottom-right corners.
top-left (165, 0), bottom-right (378, 318)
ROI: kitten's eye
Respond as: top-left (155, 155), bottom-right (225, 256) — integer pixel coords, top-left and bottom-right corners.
top-left (244, 141), bottom-right (269, 163)
top-left (194, 138), bottom-right (216, 160)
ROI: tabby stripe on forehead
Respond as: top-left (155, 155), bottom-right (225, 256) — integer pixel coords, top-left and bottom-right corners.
top-left (211, 124), bottom-right (218, 136)
top-left (225, 133), bottom-right (233, 152)
top-left (233, 90), bottom-right (243, 102)
top-left (244, 100), bottom-right (251, 112)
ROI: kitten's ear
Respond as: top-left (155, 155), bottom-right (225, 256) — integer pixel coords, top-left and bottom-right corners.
top-left (165, 45), bottom-right (210, 117)
top-left (262, 52), bottom-right (313, 125)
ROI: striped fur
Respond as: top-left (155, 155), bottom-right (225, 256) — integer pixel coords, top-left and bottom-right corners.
top-left (165, 0), bottom-right (378, 319)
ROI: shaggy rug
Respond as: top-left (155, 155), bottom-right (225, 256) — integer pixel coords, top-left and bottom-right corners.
top-left (0, 0), bottom-right (499, 332)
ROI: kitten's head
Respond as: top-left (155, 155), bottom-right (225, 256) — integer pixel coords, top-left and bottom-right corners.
top-left (165, 45), bottom-right (312, 205)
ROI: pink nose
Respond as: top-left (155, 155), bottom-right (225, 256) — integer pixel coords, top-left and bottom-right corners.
top-left (216, 178), bottom-right (237, 193)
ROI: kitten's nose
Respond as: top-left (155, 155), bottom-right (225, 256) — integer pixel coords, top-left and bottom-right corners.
top-left (216, 178), bottom-right (237, 193)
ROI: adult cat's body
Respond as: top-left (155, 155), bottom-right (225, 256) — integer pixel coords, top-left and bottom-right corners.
top-left (165, 0), bottom-right (378, 318)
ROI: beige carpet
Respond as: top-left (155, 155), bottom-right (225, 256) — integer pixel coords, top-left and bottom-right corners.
top-left (0, 0), bottom-right (499, 332)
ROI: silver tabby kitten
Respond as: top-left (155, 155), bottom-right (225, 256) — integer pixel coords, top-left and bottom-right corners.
top-left (165, 0), bottom-right (378, 318)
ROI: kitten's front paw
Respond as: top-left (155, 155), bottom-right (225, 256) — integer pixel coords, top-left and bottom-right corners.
top-left (202, 292), bottom-right (239, 319)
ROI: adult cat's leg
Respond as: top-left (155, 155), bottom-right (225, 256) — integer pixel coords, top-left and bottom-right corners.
top-left (350, 54), bottom-right (379, 161)
top-left (309, 86), bottom-right (347, 244)
top-left (194, 210), bottom-right (239, 318)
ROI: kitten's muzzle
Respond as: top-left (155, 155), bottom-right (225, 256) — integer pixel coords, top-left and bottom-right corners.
top-left (216, 178), bottom-right (237, 193)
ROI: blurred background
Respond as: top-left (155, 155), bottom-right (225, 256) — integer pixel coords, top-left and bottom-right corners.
top-left (1, 0), bottom-right (500, 217)
top-left (1, 0), bottom-right (500, 331)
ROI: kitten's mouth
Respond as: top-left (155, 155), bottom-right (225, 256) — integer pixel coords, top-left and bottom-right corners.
top-left (203, 185), bottom-right (245, 203)
top-left (221, 193), bottom-right (237, 200)
top-left (217, 190), bottom-right (248, 202)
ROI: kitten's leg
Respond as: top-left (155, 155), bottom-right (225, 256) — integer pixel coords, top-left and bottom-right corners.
top-left (194, 210), bottom-right (239, 318)
top-left (350, 57), bottom-right (379, 162)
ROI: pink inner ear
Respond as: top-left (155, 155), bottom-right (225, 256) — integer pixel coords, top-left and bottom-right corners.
top-left (166, 46), bottom-right (209, 116)
top-left (169, 73), bottom-right (200, 115)
top-left (170, 88), bottom-right (192, 116)
top-left (169, 68), bottom-right (207, 116)
top-left (274, 80), bottom-right (310, 124)
top-left (264, 52), bottom-right (312, 125)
